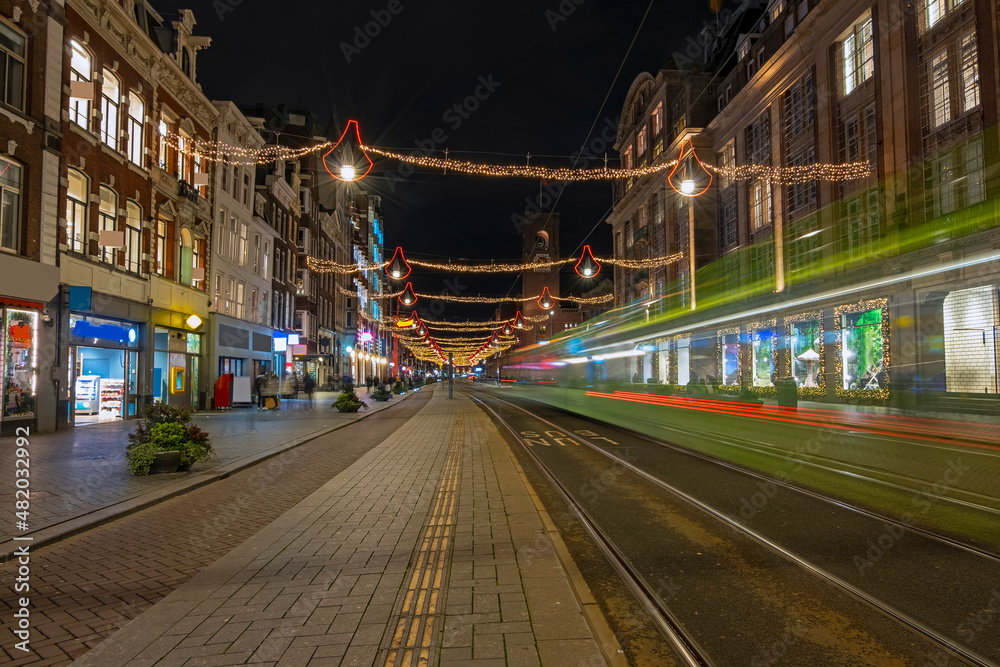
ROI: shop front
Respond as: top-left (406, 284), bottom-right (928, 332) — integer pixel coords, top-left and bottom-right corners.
top-left (153, 322), bottom-right (204, 409)
top-left (2, 304), bottom-right (41, 435)
top-left (836, 299), bottom-right (889, 398)
top-left (209, 314), bottom-right (273, 407)
top-left (68, 314), bottom-right (142, 425)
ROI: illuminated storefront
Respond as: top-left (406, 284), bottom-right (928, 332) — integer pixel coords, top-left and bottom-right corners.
top-left (153, 327), bottom-right (203, 409)
top-left (68, 314), bottom-right (142, 425)
top-left (786, 311), bottom-right (824, 395)
top-left (748, 320), bottom-right (777, 394)
top-left (2, 306), bottom-right (40, 430)
top-left (836, 299), bottom-right (889, 398)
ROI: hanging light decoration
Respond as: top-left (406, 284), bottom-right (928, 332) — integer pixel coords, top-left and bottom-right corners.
top-left (668, 138), bottom-right (713, 197)
top-left (417, 323), bottom-right (428, 337)
top-left (575, 245), bottom-right (601, 278)
top-left (386, 247), bottom-right (411, 280)
top-left (538, 287), bottom-right (555, 310)
top-left (513, 311), bottom-right (527, 329)
top-left (399, 282), bottom-right (417, 306)
top-left (322, 120), bottom-right (374, 182)
top-left (501, 322), bottom-right (513, 336)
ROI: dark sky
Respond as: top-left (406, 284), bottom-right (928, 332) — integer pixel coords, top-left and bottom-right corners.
top-left (159, 0), bottom-right (709, 321)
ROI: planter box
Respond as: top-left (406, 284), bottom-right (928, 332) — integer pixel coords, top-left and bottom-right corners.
top-left (372, 395), bottom-right (391, 402)
top-left (336, 404), bottom-right (362, 413)
top-left (148, 450), bottom-right (183, 474)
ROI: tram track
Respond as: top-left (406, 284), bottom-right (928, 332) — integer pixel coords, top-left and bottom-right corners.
top-left (471, 389), bottom-right (1000, 666)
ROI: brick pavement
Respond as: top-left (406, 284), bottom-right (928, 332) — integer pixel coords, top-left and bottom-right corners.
top-left (0, 388), bottom-right (419, 560)
top-left (0, 391), bottom-right (433, 666)
top-left (74, 391), bottom-right (618, 666)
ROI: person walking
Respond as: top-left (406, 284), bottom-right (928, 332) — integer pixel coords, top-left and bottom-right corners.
top-left (254, 373), bottom-right (266, 409)
top-left (304, 373), bottom-right (315, 410)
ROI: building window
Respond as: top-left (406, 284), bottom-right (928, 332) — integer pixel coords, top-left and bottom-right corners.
top-left (225, 277), bottom-right (234, 315)
top-left (262, 240), bottom-right (269, 279)
top-left (920, 0), bottom-right (968, 32)
top-left (0, 157), bottom-right (21, 252)
top-left (622, 146), bottom-right (633, 170)
top-left (175, 133), bottom-right (188, 179)
top-left (155, 219), bottom-right (166, 275)
top-left (126, 92), bottom-right (144, 166)
top-left (243, 173), bottom-right (251, 206)
top-left (750, 180), bottom-right (772, 231)
top-left (0, 19), bottom-right (26, 111)
top-left (228, 214), bottom-right (238, 261)
top-left (840, 191), bottom-right (880, 262)
top-left (651, 102), bottom-right (663, 135)
top-left (239, 223), bottom-right (248, 266)
top-left (784, 72), bottom-right (814, 138)
top-left (98, 186), bottom-right (117, 265)
top-left (250, 287), bottom-right (258, 323)
top-left (66, 168), bottom-right (88, 254)
top-left (214, 273), bottom-right (222, 311)
top-left (157, 117), bottom-right (169, 169)
top-left (260, 291), bottom-right (268, 325)
top-left (930, 50), bottom-right (950, 128)
top-left (720, 187), bottom-right (738, 249)
top-left (253, 233), bottom-right (261, 273)
top-left (788, 215), bottom-right (822, 276)
top-left (69, 40), bottom-right (92, 128)
top-left (925, 136), bottom-right (985, 219)
top-left (719, 141), bottom-right (736, 190)
top-left (192, 236), bottom-right (202, 288)
top-left (637, 125), bottom-right (647, 156)
top-left (235, 281), bottom-right (245, 319)
top-left (232, 165), bottom-right (240, 201)
top-left (100, 69), bottom-right (121, 150)
top-left (842, 15), bottom-right (874, 96)
top-left (770, 0), bottom-right (784, 22)
top-left (960, 31), bottom-right (979, 113)
top-left (125, 201), bottom-right (141, 273)
top-left (221, 158), bottom-right (229, 192)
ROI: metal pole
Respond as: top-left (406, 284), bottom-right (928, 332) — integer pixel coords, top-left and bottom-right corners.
top-left (448, 352), bottom-right (454, 399)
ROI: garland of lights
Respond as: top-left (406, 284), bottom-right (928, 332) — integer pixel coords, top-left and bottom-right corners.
top-left (163, 132), bottom-right (331, 166)
top-left (309, 258), bottom-right (391, 274)
top-left (310, 252), bottom-right (680, 275)
top-left (784, 311), bottom-right (825, 397)
top-left (703, 161), bottom-right (872, 185)
top-left (409, 258), bottom-right (573, 272)
top-left (339, 284), bottom-right (613, 305)
top-left (603, 254), bottom-right (683, 269)
top-left (834, 299), bottom-right (889, 399)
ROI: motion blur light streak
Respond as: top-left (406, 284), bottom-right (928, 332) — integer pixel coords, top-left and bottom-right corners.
top-left (585, 390), bottom-right (1000, 451)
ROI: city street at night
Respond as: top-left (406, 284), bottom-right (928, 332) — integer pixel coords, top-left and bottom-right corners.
top-left (2, 0), bottom-right (1000, 664)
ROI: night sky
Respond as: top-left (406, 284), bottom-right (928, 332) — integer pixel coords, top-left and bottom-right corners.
top-left (158, 0), bottom-right (709, 321)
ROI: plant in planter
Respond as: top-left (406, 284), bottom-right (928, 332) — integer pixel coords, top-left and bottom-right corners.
top-left (333, 383), bottom-right (368, 412)
top-left (392, 381), bottom-right (405, 395)
top-left (125, 404), bottom-right (214, 476)
top-left (370, 385), bottom-right (392, 402)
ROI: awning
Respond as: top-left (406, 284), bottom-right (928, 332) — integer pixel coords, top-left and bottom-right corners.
top-left (0, 297), bottom-right (44, 311)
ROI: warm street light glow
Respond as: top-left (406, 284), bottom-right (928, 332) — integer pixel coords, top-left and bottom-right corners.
top-left (186, 314), bottom-right (202, 329)
top-left (386, 247), bottom-right (411, 280)
top-left (340, 164), bottom-right (356, 181)
top-left (400, 282), bottom-right (417, 305)
top-left (681, 179), bottom-right (695, 194)
top-left (575, 245), bottom-right (601, 278)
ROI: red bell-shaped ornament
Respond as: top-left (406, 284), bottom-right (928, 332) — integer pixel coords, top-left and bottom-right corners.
top-left (501, 322), bottom-right (513, 336)
top-left (575, 245), bottom-right (601, 278)
top-left (668, 138), bottom-right (713, 197)
top-left (538, 287), bottom-right (555, 310)
top-left (513, 311), bottom-right (527, 329)
top-left (399, 282), bottom-right (417, 306)
top-left (386, 247), bottom-right (411, 280)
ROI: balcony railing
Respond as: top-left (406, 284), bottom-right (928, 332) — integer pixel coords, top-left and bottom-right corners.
top-left (633, 225), bottom-right (648, 245)
top-left (178, 180), bottom-right (200, 205)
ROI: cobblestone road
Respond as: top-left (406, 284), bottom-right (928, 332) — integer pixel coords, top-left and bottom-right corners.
top-left (0, 391), bottom-right (432, 666)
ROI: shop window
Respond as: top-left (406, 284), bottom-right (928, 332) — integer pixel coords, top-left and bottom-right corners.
top-left (4, 309), bottom-right (37, 419)
top-left (0, 19), bottom-right (26, 111)
top-left (99, 186), bottom-right (118, 265)
top-left (125, 201), bottom-right (141, 273)
top-left (127, 92), bottom-right (144, 167)
top-left (837, 301), bottom-right (887, 394)
top-left (66, 168), bottom-right (88, 254)
top-left (719, 329), bottom-right (740, 387)
top-left (787, 314), bottom-right (824, 390)
top-left (68, 39), bottom-right (92, 128)
top-left (750, 325), bottom-right (776, 388)
top-left (100, 69), bottom-right (121, 150)
top-left (0, 157), bottom-right (21, 252)
top-left (943, 286), bottom-right (999, 393)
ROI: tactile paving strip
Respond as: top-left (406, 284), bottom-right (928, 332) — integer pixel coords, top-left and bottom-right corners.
top-left (383, 411), bottom-right (464, 667)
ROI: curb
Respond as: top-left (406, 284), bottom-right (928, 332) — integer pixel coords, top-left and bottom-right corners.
top-left (0, 389), bottom-right (426, 561)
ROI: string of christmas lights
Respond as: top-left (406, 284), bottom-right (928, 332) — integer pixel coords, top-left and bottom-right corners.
top-left (361, 145), bottom-right (676, 181)
top-left (408, 258), bottom-right (574, 272)
top-left (308, 258), bottom-right (392, 274)
top-left (602, 254), bottom-right (684, 269)
top-left (163, 132), bottom-right (331, 166)
top-left (703, 161), bottom-right (873, 185)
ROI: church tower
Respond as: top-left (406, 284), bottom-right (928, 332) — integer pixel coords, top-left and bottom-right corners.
top-left (521, 212), bottom-right (562, 340)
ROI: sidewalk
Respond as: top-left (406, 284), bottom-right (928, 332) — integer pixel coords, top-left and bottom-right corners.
top-left (74, 391), bottom-right (622, 666)
top-left (1, 388), bottom-right (420, 561)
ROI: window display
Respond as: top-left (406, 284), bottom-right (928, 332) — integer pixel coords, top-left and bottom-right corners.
top-left (4, 309), bottom-right (37, 419)
top-left (836, 299), bottom-right (889, 397)
top-left (786, 312), bottom-right (824, 393)
top-left (749, 321), bottom-right (776, 389)
top-left (719, 328), bottom-right (741, 388)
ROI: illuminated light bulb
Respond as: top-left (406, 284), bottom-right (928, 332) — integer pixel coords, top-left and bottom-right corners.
top-left (386, 247), bottom-right (411, 280)
top-left (681, 179), bottom-right (695, 194)
top-left (340, 164), bottom-right (356, 181)
top-left (399, 282), bottom-right (417, 306)
top-left (513, 311), bottom-right (527, 329)
top-left (537, 287), bottom-right (555, 310)
top-left (501, 322), bottom-right (513, 336)
top-left (575, 245), bottom-right (601, 278)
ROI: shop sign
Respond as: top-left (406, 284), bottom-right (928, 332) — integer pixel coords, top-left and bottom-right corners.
top-left (72, 320), bottom-right (136, 345)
